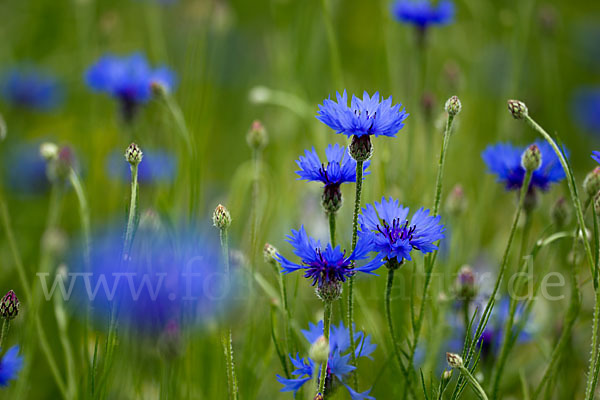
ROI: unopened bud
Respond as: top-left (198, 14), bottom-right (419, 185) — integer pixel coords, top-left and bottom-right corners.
top-left (40, 142), bottom-right (59, 161)
top-left (309, 336), bottom-right (329, 364)
top-left (246, 120), bottom-right (268, 150)
top-left (314, 394), bottom-right (324, 400)
top-left (125, 143), bottom-right (143, 166)
top-left (0, 290), bottom-right (19, 321)
top-left (316, 281), bottom-right (342, 303)
top-left (507, 99), bottom-right (528, 120)
top-left (349, 135), bottom-right (372, 162)
top-left (583, 167), bottom-right (600, 198)
top-left (442, 369), bottom-right (452, 381)
top-left (212, 204), bottom-right (232, 230)
top-left (521, 144), bottom-right (542, 172)
top-left (445, 184), bottom-right (467, 216)
top-left (550, 197), bottom-right (570, 228)
top-left (264, 243), bottom-right (278, 265)
top-left (456, 265), bottom-right (476, 300)
top-left (446, 352), bottom-right (463, 368)
top-left (445, 96), bottom-right (462, 116)
top-left (322, 184), bottom-right (342, 214)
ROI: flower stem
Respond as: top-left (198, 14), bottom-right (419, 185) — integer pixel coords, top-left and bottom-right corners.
top-left (123, 163), bottom-right (139, 260)
top-left (219, 225), bottom-right (238, 400)
top-left (406, 110), bottom-right (455, 379)
top-left (68, 169), bottom-right (91, 271)
top-left (459, 366), bottom-right (489, 400)
top-left (328, 212), bottom-right (336, 247)
top-left (318, 301), bottom-right (333, 396)
top-left (0, 320), bottom-right (9, 349)
top-left (348, 159), bottom-right (364, 386)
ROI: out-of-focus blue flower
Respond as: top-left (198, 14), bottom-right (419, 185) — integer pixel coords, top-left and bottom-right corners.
top-left (275, 226), bottom-right (385, 288)
top-left (482, 140), bottom-right (566, 191)
top-left (276, 320), bottom-right (376, 399)
top-left (0, 67), bottom-right (62, 111)
top-left (106, 149), bottom-right (177, 184)
top-left (317, 91), bottom-right (408, 138)
top-left (391, 0), bottom-right (454, 29)
top-left (3, 142), bottom-right (50, 195)
top-left (358, 197), bottom-right (445, 264)
top-left (85, 53), bottom-right (176, 119)
top-left (592, 151), bottom-right (600, 165)
top-left (66, 224), bottom-right (235, 335)
top-left (296, 144), bottom-right (370, 186)
top-left (573, 89), bottom-right (600, 134)
top-left (0, 346), bottom-right (24, 387)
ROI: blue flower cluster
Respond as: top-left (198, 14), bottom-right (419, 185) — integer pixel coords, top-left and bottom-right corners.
top-left (295, 144), bottom-right (369, 187)
top-left (482, 140), bottom-right (566, 191)
top-left (277, 321), bottom-right (376, 399)
top-left (391, 0), bottom-right (454, 29)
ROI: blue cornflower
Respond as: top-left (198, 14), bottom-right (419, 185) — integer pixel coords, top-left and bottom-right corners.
top-left (317, 91), bottom-right (408, 139)
top-left (592, 151), bottom-right (600, 165)
top-left (391, 0), bottom-right (454, 29)
top-left (106, 149), bottom-right (177, 184)
top-left (3, 142), bottom-right (51, 195)
top-left (0, 67), bottom-right (62, 111)
top-left (276, 320), bottom-right (376, 399)
top-left (85, 53), bottom-right (176, 120)
top-left (296, 144), bottom-right (370, 213)
top-left (275, 226), bottom-right (384, 289)
top-left (482, 140), bottom-right (566, 192)
top-left (358, 197), bottom-right (445, 265)
top-left (0, 346), bottom-right (24, 387)
top-left (574, 89), bottom-right (600, 134)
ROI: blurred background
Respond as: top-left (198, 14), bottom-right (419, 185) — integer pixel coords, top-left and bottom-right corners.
top-left (0, 0), bottom-right (599, 398)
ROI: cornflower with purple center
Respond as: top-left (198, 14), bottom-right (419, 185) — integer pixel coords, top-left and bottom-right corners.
top-left (316, 91), bottom-right (408, 161)
top-left (358, 197), bottom-right (445, 267)
top-left (296, 144), bottom-right (370, 215)
top-left (276, 320), bottom-right (376, 399)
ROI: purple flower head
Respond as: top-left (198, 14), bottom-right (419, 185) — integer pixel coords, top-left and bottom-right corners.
top-left (317, 91), bottom-right (408, 138)
top-left (482, 140), bottom-right (566, 192)
top-left (358, 197), bottom-right (445, 264)
top-left (276, 320), bottom-right (376, 399)
top-left (0, 346), bottom-right (23, 387)
top-left (0, 66), bottom-right (62, 111)
top-left (296, 144), bottom-right (370, 187)
top-left (391, 0), bottom-right (454, 29)
top-left (275, 226), bottom-right (385, 288)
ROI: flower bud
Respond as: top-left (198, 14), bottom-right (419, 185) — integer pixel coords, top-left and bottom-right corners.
top-left (125, 143), bottom-right (143, 166)
top-left (507, 99), bottom-right (528, 120)
top-left (583, 167), bottom-right (600, 198)
top-left (40, 142), bottom-right (59, 161)
top-left (442, 369), bottom-right (452, 381)
top-left (316, 281), bottom-right (342, 303)
top-left (445, 184), bottom-right (467, 217)
top-left (446, 352), bottom-right (463, 368)
top-left (150, 81), bottom-right (168, 98)
top-left (322, 184), bottom-right (342, 214)
top-left (550, 197), bottom-right (570, 228)
top-left (264, 243), bottom-right (278, 265)
top-left (456, 265), bottom-right (476, 300)
top-left (212, 204), bottom-right (232, 230)
top-left (444, 96), bottom-right (462, 116)
top-left (349, 135), bottom-right (372, 162)
top-left (309, 336), bottom-right (329, 365)
top-left (521, 144), bottom-right (542, 172)
top-left (314, 394), bottom-right (324, 400)
top-left (0, 290), bottom-right (19, 321)
top-left (46, 146), bottom-right (76, 184)
top-left (246, 120), bottom-right (268, 151)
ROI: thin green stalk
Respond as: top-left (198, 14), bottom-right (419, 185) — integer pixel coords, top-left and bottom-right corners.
top-left (274, 261), bottom-right (294, 356)
top-left (318, 301), bottom-right (333, 396)
top-left (0, 320), bottom-right (9, 349)
top-left (219, 226), bottom-right (238, 400)
top-left (406, 110), bottom-right (455, 381)
top-left (328, 212), bottom-right (336, 247)
top-left (123, 163), bottom-right (139, 258)
top-left (270, 305), bottom-right (290, 379)
top-left (348, 159), bottom-right (364, 386)
top-left (459, 366), bottom-right (489, 400)
top-left (69, 169), bottom-right (91, 270)
top-left (586, 291), bottom-right (600, 400)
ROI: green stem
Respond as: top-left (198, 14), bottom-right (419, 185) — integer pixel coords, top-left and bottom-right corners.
top-left (69, 169), bottom-right (91, 271)
top-left (318, 301), bottom-right (333, 396)
top-left (123, 163), bottom-right (139, 259)
top-left (328, 212), bottom-right (336, 247)
top-left (219, 226), bottom-right (238, 400)
top-left (586, 290), bottom-right (600, 400)
top-left (406, 111), bottom-right (455, 381)
top-left (0, 320), bottom-right (9, 349)
top-left (348, 159), bottom-right (364, 386)
top-left (459, 366), bottom-right (489, 400)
